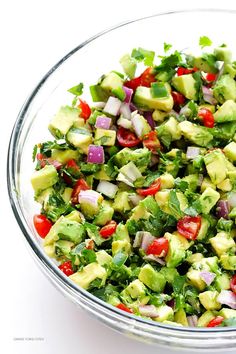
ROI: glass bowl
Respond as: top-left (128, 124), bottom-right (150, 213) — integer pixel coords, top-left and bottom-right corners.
top-left (7, 9), bottom-right (236, 351)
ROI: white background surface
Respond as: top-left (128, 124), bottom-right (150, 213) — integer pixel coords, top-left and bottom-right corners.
top-left (1, 1), bottom-right (235, 353)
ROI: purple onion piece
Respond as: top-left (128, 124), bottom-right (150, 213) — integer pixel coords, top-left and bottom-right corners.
top-left (140, 232), bottom-right (155, 252)
top-left (186, 146), bottom-right (200, 160)
top-left (202, 86), bottom-right (217, 105)
top-left (87, 145), bottom-right (104, 164)
top-left (187, 315), bottom-right (198, 327)
top-left (143, 254), bottom-right (165, 265)
top-left (228, 192), bottom-right (236, 208)
top-left (78, 190), bottom-right (101, 206)
top-left (120, 103), bottom-right (131, 120)
top-left (216, 200), bottom-right (229, 219)
top-left (199, 271), bottom-right (216, 286)
top-left (129, 102), bottom-right (139, 112)
top-left (143, 111), bottom-right (155, 129)
top-left (139, 305), bottom-right (159, 318)
top-left (95, 116), bottom-right (112, 129)
top-left (167, 299), bottom-right (175, 309)
top-left (103, 96), bottom-right (122, 116)
top-left (123, 86), bottom-right (133, 104)
top-left (217, 290), bottom-right (236, 309)
top-left (128, 194), bottom-right (144, 206)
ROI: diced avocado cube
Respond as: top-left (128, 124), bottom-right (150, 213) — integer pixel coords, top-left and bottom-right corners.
top-left (214, 47), bottom-right (232, 63)
top-left (199, 291), bottom-right (221, 310)
top-left (93, 203), bottom-right (114, 226)
top-left (197, 311), bottom-right (215, 327)
top-left (224, 141), bottom-right (236, 162)
top-left (94, 165), bottom-right (112, 181)
top-left (96, 250), bottom-right (112, 266)
top-left (217, 178), bottom-right (232, 192)
top-left (186, 253), bottom-right (204, 264)
top-left (65, 210), bottom-right (82, 223)
top-left (114, 147), bottom-right (151, 172)
top-left (152, 109), bottom-right (167, 122)
top-left (31, 165), bottom-right (58, 194)
top-left (153, 305), bottom-right (174, 322)
top-left (198, 256), bottom-right (219, 273)
top-left (220, 254), bottom-right (236, 270)
top-left (35, 187), bottom-right (54, 205)
top-left (219, 308), bottom-right (236, 319)
top-left (159, 267), bottom-right (179, 284)
top-left (100, 72), bottom-right (125, 100)
top-left (204, 149), bottom-right (228, 185)
top-left (113, 224), bottom-right (130, 242)
top-left (215, 273), bottom-right (230, 292)
top-left (210, 231), bottom-right (235, 256)
top-left (131, 112), bottom-right (151, 138)
top-left (160, 173), bottom-right (175, 189)
top-left (174, 309), bottom-right (188, 326)
top-left (156, 117), bottom-right (181, 142)
top-left (182, 174), bottom-right (199, 192)
top-left (94, 128), bottom-right (116, 146)
top-left (51, 149), bottom-right (79, 164)
top-left (61, 187), bottom-right (73, 203)
top-left (224, 63), bottom-right (236, 78)
top-left (112, 239), bottom-right (131, 256)
top-left (113, 191), bottom-right (131, 213)
top-left (192, 56), bottom-right (218, 74)
top-left (117, 162), bottom-right (142, 187)
top-left (119, 53), bottom-right (137, 79)
top-left (197, 217), bottom-right (210, 241)
top-left (214, 100), bottom-right (236, 123)
top-left (44, 244), bottom-right (56, 258)
top-left (200, 178), bottom-right (216, 193)
top-left (55, 239), bottom-right (74, 257)
top-left (133, 85), bottom-right (174, 111)
top-left (213, 75), bottom-right (236, 104)
top-left (138, 264), bottom-right (166, 292)
top-left (66, 127), bottom-right (92, 153)
top-left (129, 203), bottom-right (150, 221)
top-left (48, 106), bottom-right (79, 138)
top-left (179, 121), bottom-right (213, 147)
top-left (164, 232), bottom-right (186, 268)
top-left (172, 74), bottom-right (197, 100)
top-left (69, 262), bottom-right (107, 289)
top-left (79, 190), bottom-right (103, 218)
top-left (155, 190), bottom-right (188, 216)
top-left (125, 279), bottom-right (146, 299)
top-left (187, 269), bottom-right (206, 291)
top-left (198, 187), bottom-right (220, 214)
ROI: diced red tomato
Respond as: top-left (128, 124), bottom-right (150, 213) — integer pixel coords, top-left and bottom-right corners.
top-left (146, 238), bottom-right (169, 257)
top-left (230, 274), bottom-right (236, 294)
top-left (177, 67), bottom-right (198, 76)
top-left (71, 178), bottom-right (90, 204)
top-left (177, 215), bottom-right (201, 240)
top-left (58, 261), bottom-right (74, 276)
top-left (205, 73), bottom-right (217, 82)
top-left (33, 214), bottom-right (52, 238)
top-left (117, 127), bottom-right (141, 147)
top-left (116, 303), bottom-right (133, 313)
top-left (78, 99), bottom-right (91, 120)
top-left (99, 221), bottom-right (117, 239)
top-left (136, 178), bottom-right (161, 197)
top-left (36, 153), bottom-right (61, 170)
top-left (143, 131), bottom-right (161, 154)
top-left (124, 67), bottom-right (156, 91)
top-left (171, 91), bottom-right (186, 106)
top-left (86, 239), bottom-right (95, 250)
top-left (198, 108), bottom-right (215, 128)
top-left (207, 316), bottom-right (224, 328)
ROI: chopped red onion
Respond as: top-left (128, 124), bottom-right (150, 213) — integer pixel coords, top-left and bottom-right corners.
top-left (202, 86), bottom-right (217, 105)
top-left (187, 315), bottom-right (198, 327)
top-left (228, 192), bottom-right (236, 208)
top-left (123, 86), bottom-right (133, 104)
top-left (87, 145), bottom-right (104, 164)
top-left (150, 155), bottom-right (159, 166)
top-left (217, 290), bottom-right (236, 309)
top-left (130, 102), bottom-right (139, 112)
top-left (96, 180), bottom-right (118, 199)
top-left (128, 194), bottom-right (144, 206)
top-left (143, 111), bottom-right (155, 129)
top-left (117, 117), bottom-right (132, 129)
top-left (169, 109), bottom-right (180, 119)
top-left (140, 232), bottom-right (155, 252)
top-left (78, 190), bottom-right (101, 207)
top-left (92, 102), bottom-right (106, 109)
top-left (216, 200), bottom-right (229, 219)
top-left (143, 254), bottom-right (166, 265)
top-left (103, 96), bottom-right (122, 116)
top-left (179, 104), bottom-right (191, 117)
top-left (46, 158), bottom-right (62, 170)
top-left (167, 299), bottom-right (175, 309)
top-left (186, 146), bottom-right (200, 160)
top-left (120, 103), bottom-right (131, 120)
top-left (139, 305), bottom-right (159, 318)
top-left (199, 271), bottom-right (216, 286)
top-left (95, 116), bottom-right (112, 129)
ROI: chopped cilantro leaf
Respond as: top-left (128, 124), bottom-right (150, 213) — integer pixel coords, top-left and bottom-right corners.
top-left (32, 144), bottom-right (38, 162)
top-left (68, 82), bottom-right (84, 96)
top-left (199, 36), bottom-right (212, 49)
top-left (164, 42), bottom-right (172, 53)
top-left (168, 190), bottom-right (183, 220)
top-left (131, 47), bottom-right (155, 66)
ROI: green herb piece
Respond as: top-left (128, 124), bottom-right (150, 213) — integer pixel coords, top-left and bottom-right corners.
top-left (199, 36), bottom-right (212, 49)
top-left (168, 190), bottom-right (183, 220)
top-left (131, 47), bottom-right (155, 66)
top-left (68, 82), bottom-right (84, 96)
top-left (151, 82), bottom-right (168, 98)
top-left (164, 42), bottom-right (172, 53)
top-left (32, 144), bottom-right (38, 162)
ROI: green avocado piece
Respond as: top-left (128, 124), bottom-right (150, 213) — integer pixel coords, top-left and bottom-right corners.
top-left (114, 147), bottom-right (151, 172)
top-left (112, 239), bottom-right (131, 255)
top-left (119, 53), bottom-right (137, 79)
top-left (66, 127), bottom-right (92, 152)
top-left (172, 74), bottom-right (197, 100)
top-left (100, 72), bottom-right (125, 100)
top-left (96, 250), bottom-right (112, 266)
top-left (179, 121), bottom-right (213, 147)
top-left (55, 239), bottom-right (74, 257)
top-left (213, 74), bottom-right (236, 104)
top-left (214, 100), bottom-right (236, 123)
top-left (224, 141), bottom-right (236, 162)
top-left (199, 290), bottom-right (221, 310)
top-left (191, 55), bottom-right (218, 74)
top-left (220, 254), bottom-right (236, 270)
top-left (113, 191), bottom-right (132, 213)
top-left (156, 117), bottom-right (181, 142)
top-left (94, 128), bottom-right (116, 146)
top-left (198, 187), bottom-right (220, 214)
top-left (197, 311), bottom-right (215, 327)
top-left (48, 106), bottom-right (79, 138)
top-left (69, 262), bottom-right (107, 289)
top-left (159, 267), bottom-right (179, 283)
top-left (138, 264), bottom-right (166, 292)
top-left (51, 149), bottom-right (80, 164)
top-left (182, 174), bottom-right (199, 192)
top-left (125, 279), bottom-right (147, 299)
top-left (154, 305), bottom-right (174, 322)
top-left (204, 149), bottom-right (228, 185)
top-left (214, 47), bottom-right (232, 63)
top-left (164, 232), bottom-right (186, 268)
top-left (174, 308), bottom-right (188, 326)
top-left (31, 165), bottom-right (58, 194)
top-left (187, 269), bottom-right (206, 291)
top-left (219, 308), bottom-right (236, 319)
top-left (133, 85), bottom-right (174, 111)
top-left (215, 273), bottom-right (230, 292)
top-left (210, 231), bottom-right (235, 256)
top-left (197, 217), bottom-right (210, 241)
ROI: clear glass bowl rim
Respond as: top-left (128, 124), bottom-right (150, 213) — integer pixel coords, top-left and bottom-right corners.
top-left (7, 7), bottom-right (236, 341)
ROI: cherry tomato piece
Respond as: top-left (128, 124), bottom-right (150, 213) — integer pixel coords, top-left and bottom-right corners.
top-left (58, 261), bottom-right (74, 276)
top-left (207, 316), bottom-right (224, 328)
top-left (143, 131), bottom-right (161, 154)
top-left (78, 99), bottom-right (91, 120)
top-left (177, 67), bottom-right (198, 76)
top-left (205, 73), bottom-right (217, 82)
top-left (136, 178), bottom-right (161, 197)
top-left (33, 214), bottom-right (52, 238)
top-left (71, 178), bottom-right (90, 203)
top-left (230, 274), bottom-right (236, 294)
top-left (177, 216), bottom-right (201, 240)
top-left (117, 127), bottom-right (141, 147)
top-left (99, 221), bottom-right (117, 239)
top-left (171, 91), bottom-right (186, 106)
top-left (146, 238), bottom-right (169, 257)
top-left (116, 303), bottom-right (133, 313)
top-left (198, 108), bottom-right (215, 128)
top-left (124, 67), bottom-right (156, 91)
